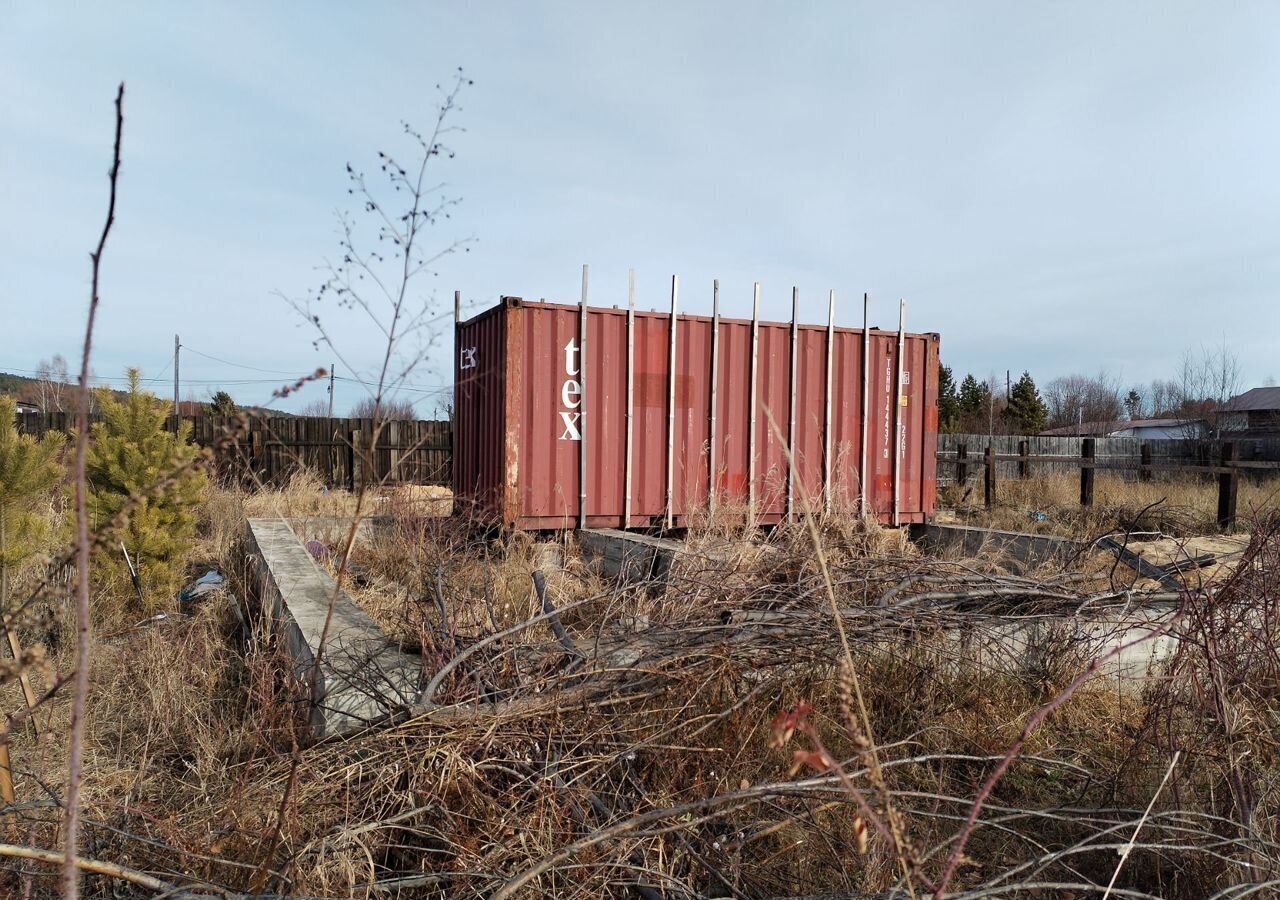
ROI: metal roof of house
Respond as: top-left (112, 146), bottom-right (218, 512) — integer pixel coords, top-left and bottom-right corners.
top-left (1222, 387), bottom-right (1280, 412)
top-left (1039, 418), bottom-right (1201, 437)
top-left (1120, 417), bottom-right (1203, 429)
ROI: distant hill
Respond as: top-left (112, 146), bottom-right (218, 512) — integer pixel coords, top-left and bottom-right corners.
top-left (0, 371), bottom-right (127, 408)
top-left (0, 371), bottom-right (294, 418)
top-left (0, 371), bottom-right (39, 398)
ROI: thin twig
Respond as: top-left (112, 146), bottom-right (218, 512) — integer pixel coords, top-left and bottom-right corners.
top-left (1101, 750), bottom-right (1180, 900)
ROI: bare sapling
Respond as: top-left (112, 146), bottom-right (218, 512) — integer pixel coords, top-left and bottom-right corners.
top-left (249, 69), bottom-right (473, 887)
top-left (63, 80), bottom-right (124, 900)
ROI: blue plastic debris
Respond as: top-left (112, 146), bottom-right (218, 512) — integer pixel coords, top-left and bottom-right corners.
top-left (1028, 511), bottom-right (1047, 523)
top-left (179, 569), bottom-right (225, 603)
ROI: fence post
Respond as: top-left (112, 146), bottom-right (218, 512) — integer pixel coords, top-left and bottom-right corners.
top-left (984, 446), bottom-right (996, 509)
top-left (1018, 440), bottom-right (1029, 479)
top-left (1218, 442), bottom-right (1238, 531)
top-left (1139, 442), bottom-right (1152, 483)
top-left (388, 421), bottom-right (400, 484)
top-left (956, 443), bottom-right (968, 489)
top-left (350, 430), bottom-right (362, 492)
top-left (250, 428), bottom-right (264, 484)
top-left (1080, 438), bottom-right (1095, 507)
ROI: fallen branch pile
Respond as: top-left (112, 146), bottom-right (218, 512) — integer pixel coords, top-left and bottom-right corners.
top-left (7, 516), bottom-right (1280, 898)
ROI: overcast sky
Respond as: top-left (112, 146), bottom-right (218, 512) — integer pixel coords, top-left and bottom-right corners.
top-left (3, 2), bottom-right (1278, 414)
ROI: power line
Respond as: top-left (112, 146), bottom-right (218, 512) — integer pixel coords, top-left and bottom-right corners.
top-left (333, 376), bottom-right (451, 397)
top-left (2, 367), bottom-right (172, 385)
top-left (179, 346), bottom-right (449, 396)
top-left (5, 349), bottom-right (453, 400)
top-left (179, 346), bottom-right (305, 376)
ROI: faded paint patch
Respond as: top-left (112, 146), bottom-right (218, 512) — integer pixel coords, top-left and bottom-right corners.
top-left (636, 372), bottom-right (695, 409)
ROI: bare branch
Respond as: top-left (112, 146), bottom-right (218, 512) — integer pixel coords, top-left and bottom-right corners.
top-left (63, 80), bottom-right (123, 900)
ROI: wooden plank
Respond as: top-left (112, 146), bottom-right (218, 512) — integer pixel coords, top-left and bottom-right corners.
top-left (1218, 442), bottom-right (1238, 531)
top-left (984, 446), bottom-right (996, 509)
top-left (1080, 438), bottom-right (1095, 507)
top-left (1097, 536), bottom-right (1185, 592)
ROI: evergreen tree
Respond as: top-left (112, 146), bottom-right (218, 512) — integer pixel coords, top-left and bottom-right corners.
top-left (938, 365), bottom-right (960, 432)
top-left (1124, 389), bottom-right (1143, 420)
top-left (0, 396), bottom-right (63, 615)
top-left (85, 369), bottom-right (205, 609)
top-left (1003, 371), bottom-right (1048, 434)
top-left (208, 391), bottom-right (237, 416)
top-left (957, 374), bottom-right (991, 426)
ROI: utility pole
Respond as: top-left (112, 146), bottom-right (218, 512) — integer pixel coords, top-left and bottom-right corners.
top-left (1005, 369), bottom-right (1011, 435)
top-left (173, 334), bottom-right (180, 421)
top-left (327, 363), bottom-right (336, 417)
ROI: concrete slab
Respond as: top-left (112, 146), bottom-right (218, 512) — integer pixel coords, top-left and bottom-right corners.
top-left (244, 518), bottom-right (419, 738)
top-left (952, 602), bottom-right (1180, 685)
top-left (912, 522), bottom-right (1083, 572)
top-left (584, 524), bottom-right (1179, 688)
top-left (578, 529), bottom-right (684, 582)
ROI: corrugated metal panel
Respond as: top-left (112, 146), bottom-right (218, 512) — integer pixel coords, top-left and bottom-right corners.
top-left (455, 296), bottom-right (939, 529)
top-left (452, 301), bottom-right (507, 520)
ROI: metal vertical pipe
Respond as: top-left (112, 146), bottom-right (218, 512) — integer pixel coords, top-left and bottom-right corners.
top-left (748, 284), bottom-right (760, 524)
top-left (708, 279), bottom-right (720, 516)
top-left (892, 299), bottom-right (906, 527)
top-left (624, 269), bottom-right (635, 529)
top-left (858, 293), bottom-right (870, 516)
top-left (824, 289), bottom-right (835, 513)
top-left (787, 287), bottom-right (798, 523)
top-left (578, 264), bottom-right (588, 530)
top-left (665, 275), bottom-right (679, 530)
top-left (452, 290), bottom-right (460, 502)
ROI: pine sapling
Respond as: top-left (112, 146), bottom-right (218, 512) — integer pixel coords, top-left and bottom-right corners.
top-left (84, 369), bottom-right (205, 611)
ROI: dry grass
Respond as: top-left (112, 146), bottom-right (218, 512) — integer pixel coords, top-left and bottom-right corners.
top-left (3, 469), bottom-right (1279, 897)
top-left (942, 469), bottom-right (1280, 539)
top-left (240, 469), bottom-right (362, 521)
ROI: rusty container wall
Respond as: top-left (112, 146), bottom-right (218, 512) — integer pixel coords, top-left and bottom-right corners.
top-left (454, 296), bottom-right (939, 529)
top-left (452, 303), bottom-right (509, 521)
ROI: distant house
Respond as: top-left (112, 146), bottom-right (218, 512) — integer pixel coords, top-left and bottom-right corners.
top-left (1220, 387), bottom-right (1280, 434)
top-left (14, 400), bottom-right (40, 416)
top-left (1039, 417), bottom-right (1205, 439)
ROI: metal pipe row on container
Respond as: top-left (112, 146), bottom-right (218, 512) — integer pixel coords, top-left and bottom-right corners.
top-left (453, 267), bottom-right (939, 531)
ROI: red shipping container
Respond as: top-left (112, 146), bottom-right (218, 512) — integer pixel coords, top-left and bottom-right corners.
top-left (453, 290), bottom-right (939, 529)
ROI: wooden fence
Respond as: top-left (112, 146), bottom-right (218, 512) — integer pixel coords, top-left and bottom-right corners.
top-left (15, 412), bottom-right (452, 489)
top-left (937, 434), bottom-right (1280, 530)
top-left (939, 433), bottom-right (1280, 482)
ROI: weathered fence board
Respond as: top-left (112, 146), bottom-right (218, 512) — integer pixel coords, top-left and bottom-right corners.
top-left (14, 412), bottom-right (451, 489)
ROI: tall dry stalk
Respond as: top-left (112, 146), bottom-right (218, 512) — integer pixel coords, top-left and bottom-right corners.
top-left (764, 405), bottom-right (919, 893)
top-left (62, 81), bottom-right (123, 900)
